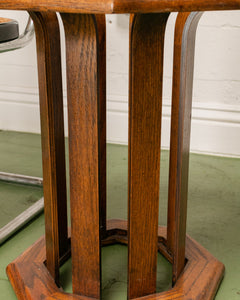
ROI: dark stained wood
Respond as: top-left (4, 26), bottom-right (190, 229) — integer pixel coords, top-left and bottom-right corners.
top-left (113, 0), bottom-right (240, 13)
top-left (5, 4), bottom-right (228, 300)
top-left (47, 292), bottom-right (96, 300)
top-left (167, 12), bottom-right (203, 284)
top-left (1, 0), bottom-right (240, 14)
top-left (6, 220), bottom-right (225, 300)
top-left (95, 15), bottom-right (107, 238)
top-left (128, 13), bottom-right (169, 299)
top-left (0, 0), bottom-right (112, 13)
top-left (60, 13), bottom-right (101, 299)
top-left (29, 11), bottom-right (68, 283)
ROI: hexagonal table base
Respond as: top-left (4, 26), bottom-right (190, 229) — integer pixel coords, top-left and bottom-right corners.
top-left (6, 219), bottom-right (224, 300)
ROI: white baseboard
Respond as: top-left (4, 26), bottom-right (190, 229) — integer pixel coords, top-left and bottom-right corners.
top-left (0, 87), bottom-right (240, 158)
top-left (107, 95), bottom-right (240, 158)
top-left (0, 85), bottom-right (68, 136)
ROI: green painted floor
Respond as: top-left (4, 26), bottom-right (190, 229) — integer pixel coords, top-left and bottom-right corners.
top-left (0, 131), bottom-right (240, 299)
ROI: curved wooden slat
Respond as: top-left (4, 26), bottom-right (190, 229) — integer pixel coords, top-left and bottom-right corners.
top-left (128, 12), bottom-right (169, 299)
top-left (30, 11), bottom-right (68, 283)
top-left (60, 13), bottom-right (101, 299)
top-left (95, 15), bottom-right (107, 238)
top-left (167, 12), bottom-right (203, 284)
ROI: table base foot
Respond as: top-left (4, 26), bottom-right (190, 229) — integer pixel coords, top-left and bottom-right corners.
top-left (6, 219), bottom-right (224, 300)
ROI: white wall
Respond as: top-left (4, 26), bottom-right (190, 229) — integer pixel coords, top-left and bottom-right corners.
top-left (0, 11), bottom-right (240, 157)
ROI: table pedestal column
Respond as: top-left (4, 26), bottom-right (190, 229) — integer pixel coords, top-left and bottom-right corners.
top-left (6, 12), bottom-right (224, 300)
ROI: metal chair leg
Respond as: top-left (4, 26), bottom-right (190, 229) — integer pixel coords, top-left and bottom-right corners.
top-left (0, 16), bottom-right (44, 245)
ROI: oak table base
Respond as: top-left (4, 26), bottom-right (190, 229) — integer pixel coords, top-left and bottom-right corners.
top-left (5, 9), bottom-right (226, 300)
top-left (7, 219), bottom-right (224, 300)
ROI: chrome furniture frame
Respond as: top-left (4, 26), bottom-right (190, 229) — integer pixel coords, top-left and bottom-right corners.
top-left (0, 16), bottom-right (44, 245)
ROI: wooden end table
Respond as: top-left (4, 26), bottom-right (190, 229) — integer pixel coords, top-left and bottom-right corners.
top-left (3, 0), bottom-right (237, 299)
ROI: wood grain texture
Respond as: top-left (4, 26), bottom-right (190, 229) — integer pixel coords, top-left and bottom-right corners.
top-left (95, 15), bottom-right (107, 238)
top-left (6, 220), bottom-right (224, 300)
top-left (0, 0), bottom-right (240, 14)
top-left (167, 12), bottom-right (203, 284)
top-left (113, 0), bottom-right (240, 13)
top-left (5, 6), bottom-right (227, 300)
top-left (60, 13), bottom-right (101, 299)
top-left (30, 11), bottom-right (68, 283)
top-left (128, 13), bottom-right (169, 299)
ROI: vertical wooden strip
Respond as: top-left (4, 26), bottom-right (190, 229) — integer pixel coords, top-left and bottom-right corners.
top-left (61, 13), bottom-right (101, 299)
top-left (30, 12), bottom-right (68, 282)
top-left (95, 15), bottom-right (107, 238)
top-left (167, 11), bottom-right (191, 259)
top-left (167, 12), bottom-right (203, 284)
top-left (128, 13), bottom-right (169, 299)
